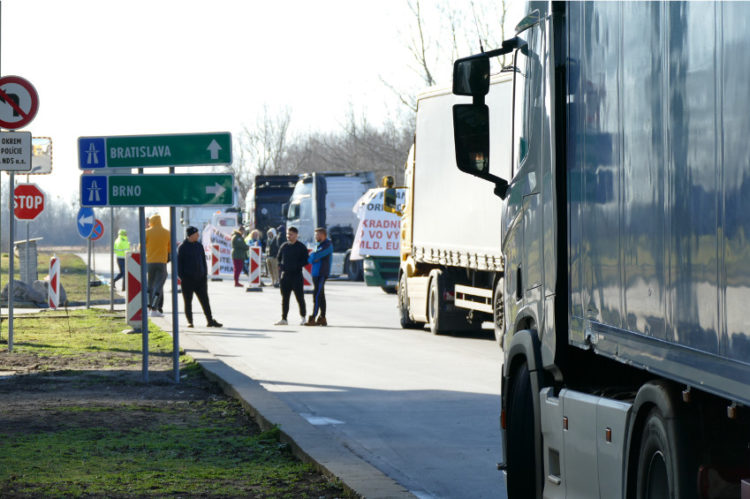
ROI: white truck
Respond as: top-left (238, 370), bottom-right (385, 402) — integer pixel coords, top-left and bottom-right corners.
top-left (284, 171), bottom-right (376, 279)
top-left (396, 76), bottom-right (512, 335)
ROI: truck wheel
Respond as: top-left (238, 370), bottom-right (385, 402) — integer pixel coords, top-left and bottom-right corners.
top-left (398, 273), bottom-right (423, 329)
top-left (344, 254), bottom-right (363, 281)
top-left (635, 408), bottom-right (697, 499)
top-left (428, 270), bottom-right (447, 335)
top-left (506, 363), bottom-right (539, 498)
top-left (381, 286), bottom-right (397, 294)
top-left (493, 278), bottom-right (504, 346)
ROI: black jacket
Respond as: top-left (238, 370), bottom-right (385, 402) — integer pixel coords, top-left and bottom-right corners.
top-left (177, 239), bottom-right (207, 282)
top-left (267, 234), bottom-right (281, 258)
top-left (277, 240), bottom-right (308, 278)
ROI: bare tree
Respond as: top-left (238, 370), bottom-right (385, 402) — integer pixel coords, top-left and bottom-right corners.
top-left (231, 105), bottom-right (292, 198)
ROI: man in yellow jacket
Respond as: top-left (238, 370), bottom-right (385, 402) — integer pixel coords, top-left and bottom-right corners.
top-left (145, 213), bottom-right (171, 317)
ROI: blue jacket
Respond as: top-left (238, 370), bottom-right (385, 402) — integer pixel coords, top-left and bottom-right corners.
top-left (308, 238), bottom-right (333, 278)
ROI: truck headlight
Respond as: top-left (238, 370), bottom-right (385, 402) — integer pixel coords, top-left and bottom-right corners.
top-left (363, 259), bottom-right (375, 270)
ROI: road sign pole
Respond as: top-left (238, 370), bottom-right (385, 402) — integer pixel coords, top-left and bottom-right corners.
top-left (109, 207), bottom-right (114, 312)
top-left (139, 204), bottom-right (149, 383)
top-left (8, 171), bottom-right (14, 352)
top-left (86, 236), bottom-right (91, 309)
top-left (170, 202), bottom-right (179, 384)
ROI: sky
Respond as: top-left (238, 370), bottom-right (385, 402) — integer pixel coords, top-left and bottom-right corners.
top-left (0, 0), bottom-right (423, 202)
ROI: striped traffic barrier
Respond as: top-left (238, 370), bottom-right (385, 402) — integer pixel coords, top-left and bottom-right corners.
top-left (210, 243), bottom-right (222, 281)
top-left (303, 249), bottom-right (313, 293)
top-left (246, 246), bottom-right (262, 292)
top-left (126, 251), bottom-right (143, 331)
top-left (48, 254), bottom-right (60, 309)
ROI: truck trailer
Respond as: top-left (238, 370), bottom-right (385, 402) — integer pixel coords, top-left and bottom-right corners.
top-left (397, 77), bottom-right (512, 336)
top-left (451, 1), bottom-right (750, 498)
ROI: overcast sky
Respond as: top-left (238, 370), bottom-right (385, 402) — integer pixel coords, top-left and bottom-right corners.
top-left (0, 0), bottom-right (427, 201)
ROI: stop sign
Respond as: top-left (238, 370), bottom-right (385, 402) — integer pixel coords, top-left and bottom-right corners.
top-left (14, 183), bottom-right (44, 220)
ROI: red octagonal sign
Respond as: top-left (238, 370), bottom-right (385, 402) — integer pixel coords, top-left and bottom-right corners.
top-left (14, 183), bottom-right (44, 220)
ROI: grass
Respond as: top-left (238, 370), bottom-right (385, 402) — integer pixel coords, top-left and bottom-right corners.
top-left (0, 307), bottom-right (345, 497)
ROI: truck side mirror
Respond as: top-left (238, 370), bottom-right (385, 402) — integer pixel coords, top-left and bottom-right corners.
top-left (453, 103), bottom-right (508, 199)
top-left (453, 55), bottom-right (490, 97)
top-left (383, 188), bottom-right (402, 216)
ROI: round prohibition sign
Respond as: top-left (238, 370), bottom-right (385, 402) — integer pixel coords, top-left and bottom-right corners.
top-left (0, 76), bottom-right (39, 130)
top-left (90, 219), bottom-right (104, 241)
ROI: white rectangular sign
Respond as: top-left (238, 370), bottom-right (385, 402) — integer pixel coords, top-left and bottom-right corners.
top-left (0, 131), bottom-right (32, 171)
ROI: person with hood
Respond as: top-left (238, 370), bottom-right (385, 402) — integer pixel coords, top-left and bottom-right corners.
top-left (231, 227), bottom-right (249, 287)
top-left (145, 213), bottom-right (170, 317)
top-left (304, 227), bottom-right (333, 326)
top-left (265, 227), bottom-right (280, 287)
top-left (112, 229), bottom-right (130, 291)
top-left (177, 226), bottom-right (222, 328)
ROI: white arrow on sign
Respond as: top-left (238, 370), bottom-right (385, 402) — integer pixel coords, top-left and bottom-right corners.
top-left (78, 214), bottom-right (94, 227)
top-left (207, 139), bottom-right (222, 160)
top-left (205, 183), bottom-right (226, 197)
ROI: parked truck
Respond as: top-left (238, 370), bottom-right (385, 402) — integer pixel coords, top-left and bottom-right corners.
top-left (244, 174), bottom-right (298, 242)
top-left (451, 2), bottom-right (750, 498)
top-left (396, 76), bottom-right (512, 335)
top-left (351, 183), bottom-right (406, 294)
top-left (284, 172), bottom-right (376, 279)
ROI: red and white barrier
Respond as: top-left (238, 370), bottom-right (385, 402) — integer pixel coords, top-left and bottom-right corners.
top-left (126, 251), bottom-right (143, 330)
top-left (246, 246), bottom-right (262, 291)
top-left (303, 249), bottom-right (313, 292)
top-left (210, 243), bottom-right (222, 281)
top-left (48, 254), bottom-right (60, 309)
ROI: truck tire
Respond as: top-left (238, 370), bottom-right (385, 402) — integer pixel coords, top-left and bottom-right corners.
top-left (344, 253), bottom-right (363, 281)
top-left (506, 363), bottom-right (539, 498)
top-left (381, 286), bottom-right (397, 294)
top-left (493, 278), bottom-right (504, 346)
top-left (398, 273), bottom-right (423, 329)
top-left (635, 407), bottom-right (697, 499)
top-left (428, 269), bottom-right (447, 335)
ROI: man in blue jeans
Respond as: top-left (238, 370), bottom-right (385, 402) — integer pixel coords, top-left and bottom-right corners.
top-left (305, 227), bottom-right (333, 326)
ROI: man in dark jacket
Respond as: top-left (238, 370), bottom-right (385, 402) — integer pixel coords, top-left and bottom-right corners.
top-left (177, 226), bottom-right (222, 328)
top-left (305, 227), bottom-right (333, 326)
top-left (274, 226), bottom-right (308, 325)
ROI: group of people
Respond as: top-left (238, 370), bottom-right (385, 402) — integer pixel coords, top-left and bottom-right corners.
top-left (112, 217), bottom-right (334, 329)
top-left (112, 214), bottom-right (222, 329)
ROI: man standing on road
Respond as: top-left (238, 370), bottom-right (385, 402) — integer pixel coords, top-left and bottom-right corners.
top-left (305, 227), bottom-right (333, 326)
top-left (275, 226), bottom-right (308, 325)
top-left (145, 213), bottom-right (170, 317)
top-left (177, 226), bottom-right (222, 328)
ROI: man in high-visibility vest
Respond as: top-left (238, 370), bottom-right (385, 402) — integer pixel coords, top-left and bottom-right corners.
top-left (112, 229), bottom-right (130, 291)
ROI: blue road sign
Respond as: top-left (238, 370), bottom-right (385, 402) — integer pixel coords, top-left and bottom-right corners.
top-left (77, 207), bottom-right (95, 239)
top-left (80, 175), bottom-right (108, 206)
top-left (78, 137), bottom-right (106, 169)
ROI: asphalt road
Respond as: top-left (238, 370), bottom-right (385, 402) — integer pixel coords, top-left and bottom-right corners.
top-left (89, 252), bottom-right (507, 499)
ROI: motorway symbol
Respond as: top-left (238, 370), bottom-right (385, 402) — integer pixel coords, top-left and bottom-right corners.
top-left (0, 131), bottom-right (32, 171)
top-left (77, 132), bottom-right (232, 169)
top-left (77, 207), bottom-right (95, 239)
top-left (90, 219), bottom-right (104, 241)
top-left (0, 76), bottom-right (39, 130)
top-left (80, 173), bottom-right (234, 207)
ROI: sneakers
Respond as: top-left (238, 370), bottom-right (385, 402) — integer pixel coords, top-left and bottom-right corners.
top-left (187, 323), bottom-right (194, 328)
top-left (274, 319), bottom-right (288, 326)
top-left (150, 310), bottom-right (163, 317)
top-left (316, 316), bottom-right (327, 326)
top-left (207, 319), bottom-right (223, 327)
top-left (304, 316), bottom-right (319, 326)
top-left (234, 283), bottom-right (243, 287)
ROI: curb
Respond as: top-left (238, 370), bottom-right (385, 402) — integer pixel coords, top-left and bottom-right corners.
top-left (177, 331), bottom-right (414, 499)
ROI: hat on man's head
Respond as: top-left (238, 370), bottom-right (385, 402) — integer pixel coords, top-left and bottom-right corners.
top-left (186, 226), bottom-right (199, 237)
